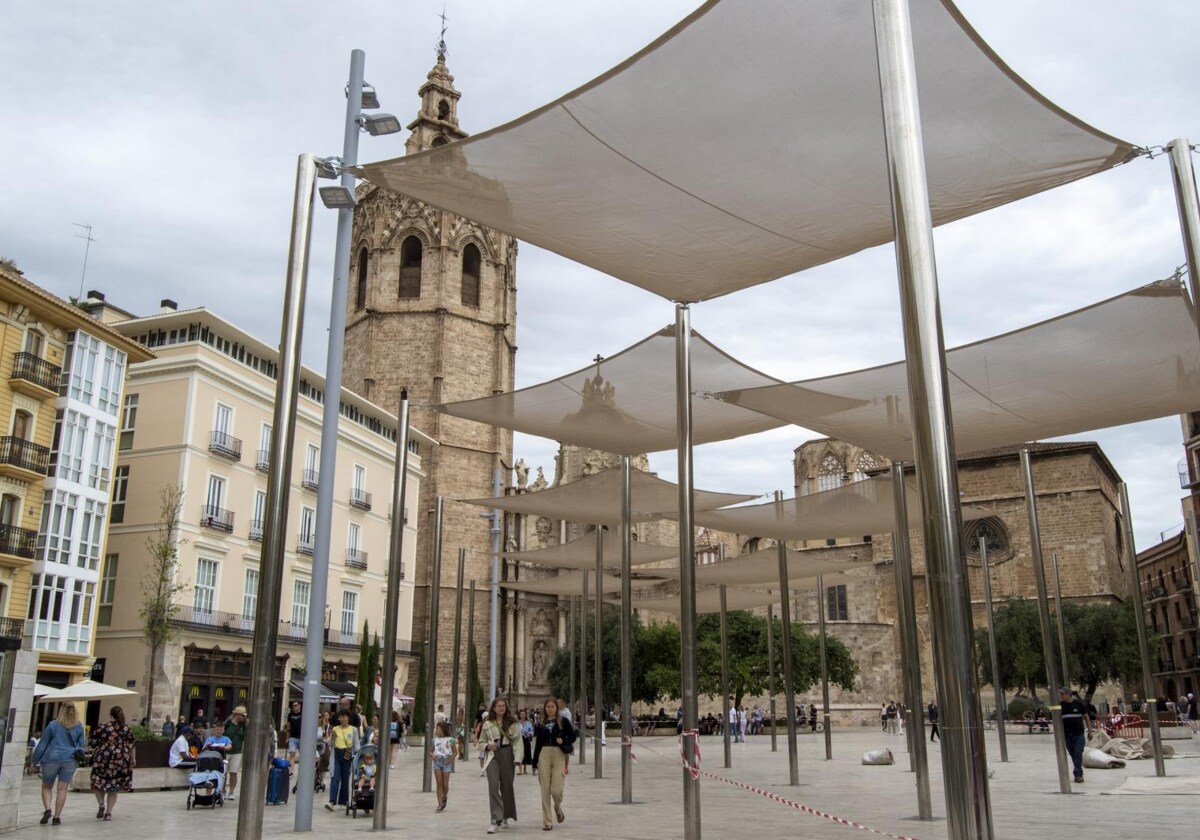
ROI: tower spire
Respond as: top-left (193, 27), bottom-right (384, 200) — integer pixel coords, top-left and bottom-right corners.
top-left (437, 5), bottom-right (449, 58)
top-left (406, 9), bottom-right (467, 155)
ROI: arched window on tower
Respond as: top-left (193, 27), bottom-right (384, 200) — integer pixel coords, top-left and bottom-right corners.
top-left (431, 135), bottom-right (449, 147)
top-left (461, 243), bottom-right (481, 307)
top-left (355, 247), bottom-right (368, 310)
top-left (399, 236), bottom-right (422, 299)
top-left (815, 454), bottom-right (843, 493)
top-left (437, 99), bottom-right (450, 120)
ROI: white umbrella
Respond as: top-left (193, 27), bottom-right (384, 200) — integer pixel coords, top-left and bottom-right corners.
top-left (32, 683), bottom-right (56, 698)
top-left (37, 680), bottom-right (137, 703)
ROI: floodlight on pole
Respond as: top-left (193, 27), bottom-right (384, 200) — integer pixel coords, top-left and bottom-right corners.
top-left (318, 185), bottom-right (357, 209)
top-left (347, 81), bottom-right (380, 110)
top-left (360, 112), bottom-right (402, 136)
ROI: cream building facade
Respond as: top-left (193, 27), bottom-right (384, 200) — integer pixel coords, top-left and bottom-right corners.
top-left (92, 301), bottom-right (431, 727)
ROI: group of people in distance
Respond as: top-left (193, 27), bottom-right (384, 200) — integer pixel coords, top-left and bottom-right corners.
top-left (166, 705), bottom-right (248, 800)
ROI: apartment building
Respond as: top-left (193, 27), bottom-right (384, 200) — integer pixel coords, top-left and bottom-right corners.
top-left (1136, 533), bottom-right (1198, 702)
top-left (91, 300), bottom-right (431, 727)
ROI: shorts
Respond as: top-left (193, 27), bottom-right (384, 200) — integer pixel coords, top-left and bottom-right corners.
top-left (41, 760), bottom-right (76, 784)
top-left (433, 759), bottom-right (453, 774)
top-left (287, 737), bottom-right (301, 753)
top-left (227, 753), bottom-right (243, 773)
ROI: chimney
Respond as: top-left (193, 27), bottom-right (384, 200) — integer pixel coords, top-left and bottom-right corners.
top-left (85, 289), bottom-right (105, 304)
top-left (160, 299), bottom-right (178, 313)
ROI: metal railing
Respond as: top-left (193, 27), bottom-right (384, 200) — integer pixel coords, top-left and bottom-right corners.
top-left (1149, 585), bottom-right (1168, 600)
top-left (0, 524), bottom-right (37, 559)
top-left (298, 534), bottom-right (315, 555)
top-left (255, 449), bottom-right (270, 472)
top-left (346, 548), bottom-right (368, 570)
top-left (168, 603), bottom-right (418, 653)
top-left (200, 505), bottom-right (235, 532)
top-left (249, 519), bottom-right (264, 542)
top-left (349, 488), bottom-right (372, 511)
top-left (301, 469), bottom-right (319, 490)
top-left (0, 616), bottom-right (23, 640)
top-left (0, 436), bottom-right (50, 475)
top-left (209, 430), bottom-right (243, 460)
top-left (10, 352), bottom-right (62, 392)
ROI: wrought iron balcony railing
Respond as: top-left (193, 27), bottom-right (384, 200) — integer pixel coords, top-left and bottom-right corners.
top-left (255, 449), bottom-right (270, 472)
top-left (349, 488), bottom-right (372, 511)
top-left (301, 469), bottom-right (319, 490)
top-left (209, 430), bottom-right (243, 461)
top-left (297, 534), bottom-right (315, 555)
top-left (346, 548), bottom-right (368, 570)
top-left (10, 352), bottom-right (62, 393)
top-left (0, 524), bottom-right (37, 559)
top-left (200, 505), bottom-right (234, 532)
top-left (0, 436), bottom-right (50, 475)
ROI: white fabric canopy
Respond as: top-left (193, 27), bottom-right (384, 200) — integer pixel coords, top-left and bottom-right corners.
top-left (461, 466), bottom-right (755, 526)
top-left (648, 547), bottom-right (874, 586)
top-left (358, 0), bottom-right (1133, 302)
top-left (685, 472), bottom-right (988, 542)
top-left (38, 680), bottom-right (137, 702)
top-left (504, 529), bottom-right (677, 571)
top-left (630, 572), bottom-right (869, 615)
top-left (503, 570), bottom-right (666, 597)
top-left (436, 327), bottom-right (784, 454)
top-left (719, 281), bottom-right (1200, 461)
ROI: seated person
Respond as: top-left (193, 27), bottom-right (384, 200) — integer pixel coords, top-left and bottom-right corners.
top-left (169, 726), bottom-right (197, 768)
top-left (202, 722), bottom-right (233, 755)
top-left (355, 750), bottom-right (377, 791)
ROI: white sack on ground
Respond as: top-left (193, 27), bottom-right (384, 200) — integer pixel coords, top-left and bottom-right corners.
top-left (1089, 729), bottom-right (1175, 761)
top-left (862, 748), bottom-right (894, 766)
top-left (1082, 748), bottom-right (1126, 769)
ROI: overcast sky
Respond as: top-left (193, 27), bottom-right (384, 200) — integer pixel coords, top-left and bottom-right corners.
top-left (2, 0), bottom-right (1198, 550)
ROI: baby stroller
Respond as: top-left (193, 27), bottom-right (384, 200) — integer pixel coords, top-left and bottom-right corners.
top-left (346, 743), bottom-right (378, 818)
top-left (186, 750), bottom-right (226, 809)
top-left (314, 738), bottom-right (329, 793)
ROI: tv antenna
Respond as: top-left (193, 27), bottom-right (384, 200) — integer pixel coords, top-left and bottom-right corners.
top-left (72, 222), bottom-right (95, 300)
top-left (437, 5), bottom-right (449, 57)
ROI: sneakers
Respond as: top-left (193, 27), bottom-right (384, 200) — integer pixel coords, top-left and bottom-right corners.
top-left (226, 792), bottom-right (235, 801)
top-left (487, 824), bottom-right (498, 834)
top-left (324, 803), bottom-right (334, 811)
top-left (40, 810), bottom-right (51, 825)
top-left (1074, 776), bottom-right (1084, 784)
top-left (555, 804), bottom-right (564, 823)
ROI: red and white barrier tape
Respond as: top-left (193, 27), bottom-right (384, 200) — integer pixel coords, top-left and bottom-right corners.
top-left (678, 729), bottom-right (701, 780)
top-left (620, 736), bottom-right (637, 764)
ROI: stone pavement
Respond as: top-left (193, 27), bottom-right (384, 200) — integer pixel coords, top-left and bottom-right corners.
top-left (14, 729), bottom-right (1200, 839)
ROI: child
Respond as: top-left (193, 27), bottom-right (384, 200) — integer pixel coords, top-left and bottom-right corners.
top-left (355, 750), bottom-right (377, 791)
top-left (430, 720), bottom-right (458, 813)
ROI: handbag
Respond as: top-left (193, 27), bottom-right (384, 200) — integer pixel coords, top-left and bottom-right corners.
top-left (73, 749), bottom-right (86, 763)
top-left (342, 748), bottom-right (353, 761)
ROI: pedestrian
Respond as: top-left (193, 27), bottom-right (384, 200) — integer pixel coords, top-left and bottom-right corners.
top-left (480, 696), bottom-right (522, 833)
top-left (928, 702), bottom-right (939, 742)
top-left (224, 706), bottom-right (247, 800)
top-left (286, 700), bottom-right (303, 765)
top-left (191, 707), bottom-right (209, 730)
top-left (168, 725), bottom-right (196, 769)
top-left (727, 703), bottom-right (738, 742)
top-left (886, 701), bottom-right (899, 735)
top-left (161, 717), bottom-right (175, 739)
top-left (202, 722), bottom-right (233, 756)
top-left (1059, 686), bottom-right (1091, 783)
top-left (89, 706), bottom-right (134, 821)
top-left (532, 697), bottom-right (574, 832)
top-left (809, 703), bottom-right (817, 733)
top-left (518, 710), bottom-right (534, 775)
top-left (737, 706), bottom-right (748, 742)
top-left (880, 702), bottom-right (888, 731)
top-left (430, 720), bottom-right (458, 813)
top-left (31, 702), bottom-right (86, 825)
top-left (325, 709), bottom-right (360, 810)
top-left (389, 710), bottom-right (402, 767)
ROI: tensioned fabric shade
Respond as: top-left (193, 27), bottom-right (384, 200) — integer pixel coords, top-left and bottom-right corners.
top-left (460, 466), bottom-right (756, 527)
top-left (503, 571), bottom-right (666, 597)
top-left (718, 281), bottom-right (1200, 461)
top-left (684, 473), bottom-right (988, 542)
top-left (646, 547), bottom-right (874, 586)
top-left (503, 529), bottom-right (677, 571)
top-left (436, 326), bottom-right (788, 454)
top-left (357, 0), bottom-right (1134, 302)
top-left (629, 572), bottom-right (870, 615)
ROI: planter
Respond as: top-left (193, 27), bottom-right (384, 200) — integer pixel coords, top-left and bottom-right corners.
top-left (134, 740), bottom-right (171, 768)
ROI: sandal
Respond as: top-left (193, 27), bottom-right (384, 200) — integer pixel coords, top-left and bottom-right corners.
top-left (52, 817), bottom-right (61, 826)
top-left (40, 810), bottom-right (51, 825)
top-left (97, 806), bottom-right (106, 819)
top-left (103, 814), bottom-right (112, 821)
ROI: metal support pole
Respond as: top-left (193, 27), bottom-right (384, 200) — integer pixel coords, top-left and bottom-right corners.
top-left (235, 153), bottom-right (316, 840)
top-left (720, 583), bottom-right (731, 768)
top-left (1020, 448), bottom-right (1072, 793)
top-left (448, 547), bottom-right (466, 770)
top-left (568, 593), bottom-right (577, 745)
top-left (620, 454), bottom-right (634, 803)
top-left (979, 537), bottom-right (1008, 763)
top-left (1119, 482), bottom-right (1167, 776)
top-left (422, 497), bottom-right (445, 793)
top-left (890, 466), bottom-right (932, 819)
top-left (1167, 139), bottom-right (1200, 334)
top-left (774, 495), bottom-right (799, 785)
top-left (464, 581), bottom-right (476, 762)
top-left (489, 471), bottom-right (502, 701)
top-left (579, 570), bottom-right (588, 766)
top-left (594, 525), bottom-right (604, 779)
top-left (766, 603), bottom-right (778, 753)
top-left (816, 576), bottom-right (832, 761)
top-left (1051, 553), bottom-right (1071, 689)
top-left (295, 48), bottom-right (365, 830)
top-left (372, 389), bottom-right (411, 828)
top-left (674, 303), bottom-right (701, 840)
top-left (872, 0), bottom-right (994, 834)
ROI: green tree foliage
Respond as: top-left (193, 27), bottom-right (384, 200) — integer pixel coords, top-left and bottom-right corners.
top-left (355, 620), bottom-right (373, 720)
top-left (467, 641), bottom-right (485, 716)
top-left (974, 597), bottom-right (1047, 699)
top-left (140, 485), bottom-right (187, 725)
top-left (412, 642), bottom-right (428, 734)
top-left (547, 605), bottom-right (654, 706)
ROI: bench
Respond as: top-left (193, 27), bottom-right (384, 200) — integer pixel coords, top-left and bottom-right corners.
top-left (70, 766), bottom-right (193, 792)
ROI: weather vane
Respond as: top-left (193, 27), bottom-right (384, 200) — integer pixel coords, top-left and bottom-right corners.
top-left (437, 5), bottom-right (449, 57)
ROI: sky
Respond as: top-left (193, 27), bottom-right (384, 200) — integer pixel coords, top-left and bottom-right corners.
top-left (2, 0), bottom-right (1199, 550)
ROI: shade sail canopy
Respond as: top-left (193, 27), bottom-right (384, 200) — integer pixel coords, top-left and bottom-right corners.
top-left (358, 0), bottom-right (1134, 302)
top-left (461, 466), bottom-right (756, 527)
top-left (503, 570), bottom-right (666, 597)
top-left (719, 281), bottom-right (1200, 461)
top-left (38, 680), bottom-right (137, 702)
top-left (436, 327), bottom-right (785, 454)
top-left (648, 547), bottom-right (874, 586)
top-left (685, 473), bottom-right (988, 542)
top-left (630, 572), bottom-right (869, 615)
top-left (504, 529), bottom-right (677, 571)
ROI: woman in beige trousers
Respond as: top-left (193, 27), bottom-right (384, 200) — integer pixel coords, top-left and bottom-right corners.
top-left (531, 697), bottom-right (575, 832)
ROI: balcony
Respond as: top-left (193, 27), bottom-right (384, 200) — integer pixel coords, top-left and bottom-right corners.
top-left (1149, 585), bottom-right (1168, 601)
top-left (1182, 612), bottom-right (1197, 630)
top-left (9, 352), bottom-right (62, 398)
top-left (200, 505), bottom-right (234, 533)
top-left (209, 430), bottom-right (243, 461)
top-left (0, 436), bottom-right (50, 480)
top-left (297, 534), bottom-right (315, 556)
top-left (0, 616), bottom-right (22, 652)
top-left (0, 524), bottom-right (37, 562)
top-left (301, 469), bottom-right (319, 491)
top-left (349, 488), bottom-right (372, 511)
top-left (255, 450), bottom-right (270, 472)
top-left (346, 548), bottom-right (368, 570)
top-left (249, 519), bottom-right (264, 542)
top-left (168, 604), bottom-right (419, 653)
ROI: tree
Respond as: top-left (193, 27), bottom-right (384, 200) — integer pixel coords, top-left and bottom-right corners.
top-left (139, 485), bottom-right (187, 726)
top-left (412, 642), bottom-right (428, 734)
top-left (467, 641), bottom-right (485, 716)
top-left (546, 605), bottom-right (657, 707)
top-left (354, 621), bottom-right (381, 723)
top-left (975, 597), bottom-right (1047, 699)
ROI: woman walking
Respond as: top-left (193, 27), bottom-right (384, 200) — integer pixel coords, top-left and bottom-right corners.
top-left (532, 697), bottom-right (574, 832)
top-left (430, 720), bottom-right (458, 812)
top-left (480, 697), bottom-right (522, 833)
top-left (389, 710), bottom-right (403, 767)
top-left (89, 706), bottom-right (135, 820)
top-left (324, 709), bottom-right (359, 811)
top-left (517, 710), bottom-right (534, 775)
top-left (31, 703), bottom-right (86, 825)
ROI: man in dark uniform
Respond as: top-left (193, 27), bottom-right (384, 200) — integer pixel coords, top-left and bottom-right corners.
top-left (1059, 686), bottom-right (1091, 783)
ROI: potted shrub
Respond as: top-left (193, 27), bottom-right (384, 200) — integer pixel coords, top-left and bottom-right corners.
top-left (131, 724), bottom-right (171, 767)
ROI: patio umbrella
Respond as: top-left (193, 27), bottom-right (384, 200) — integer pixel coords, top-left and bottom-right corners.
top-left (32, 683), bottom-right (56, 698)
top-left (37, 680), bottom-right (137, 702)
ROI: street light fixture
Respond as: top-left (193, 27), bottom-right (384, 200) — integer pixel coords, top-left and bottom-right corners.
top-left (318, 185), bottom-right (357, 210)
top-left (347, 81), bottom-right (381, 110)
top-left (359, 112), bottom-right (402, 136)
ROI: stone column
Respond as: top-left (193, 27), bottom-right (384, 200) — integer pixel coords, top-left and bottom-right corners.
top-left (557, 605), bottom-right (568, 648)
top-left (515, 605), bottom-right (527, 695)
top-left (504, 596), bottom-right (516, 693)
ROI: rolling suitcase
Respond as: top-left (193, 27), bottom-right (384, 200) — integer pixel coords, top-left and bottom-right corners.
top-left (266, 758), bottom-right (290, 805)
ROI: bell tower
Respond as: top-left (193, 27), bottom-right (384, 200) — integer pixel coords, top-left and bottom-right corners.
top-left (344, 46), bottom-right (518, 697)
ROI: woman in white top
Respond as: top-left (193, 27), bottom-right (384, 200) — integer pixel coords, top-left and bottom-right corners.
top-left (479, 697), bottom-right (523, 833)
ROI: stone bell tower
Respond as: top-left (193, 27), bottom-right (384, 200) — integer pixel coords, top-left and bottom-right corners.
top-left (344, 48), bottom-right (518, 697)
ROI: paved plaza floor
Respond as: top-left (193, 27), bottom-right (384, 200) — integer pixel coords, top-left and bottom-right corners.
top-left (14, 728), bottom-right (1200, 839)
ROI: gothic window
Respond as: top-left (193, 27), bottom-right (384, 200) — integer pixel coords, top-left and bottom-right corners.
top-left (816, 454), bottom-right (843, 493)
top-left (851, 452), bottom-right (880, 483)
top-left (963, 517), bottom-right (1013, 565)
top-left (399, 236), bottom-right (422, 299)
top-left (431, 135), bottom-right (449, 147)
top-left (355, 247), bottom-right (368, 310)
top-left (437, 99), bottom-right (450, 120)
top-left (461, 243), bottom-right (481, 307)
